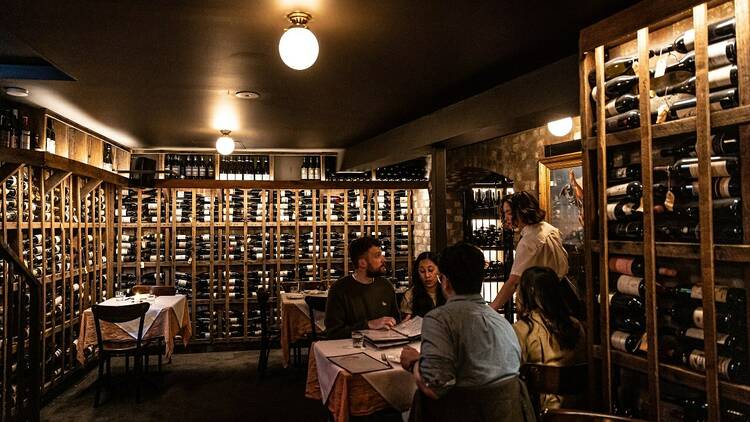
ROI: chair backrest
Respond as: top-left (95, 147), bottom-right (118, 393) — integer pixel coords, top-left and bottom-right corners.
top-left (520, 362), bottom-right (588, 415)
top-left (257, 287), bottom-right (270, 336)
top-left (91, 302), bottom-right (150, 351)
top-left (150, 286), bottom-right (176, 296)
top-left (304, 295), bottom-right (327, 340)
top-left (542, 409), bottom-right (647, 422)
top-left (520, 363), bottom-right (588, 396)
top-left (131, 285), bottom-right (151, 295)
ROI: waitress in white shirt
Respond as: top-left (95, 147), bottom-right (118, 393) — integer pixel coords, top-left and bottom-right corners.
top-left (490, 191), bottom-right (569, 311)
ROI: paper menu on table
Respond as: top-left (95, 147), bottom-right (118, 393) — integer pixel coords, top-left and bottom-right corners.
top-left (327, 352), bottom-right (391, 374)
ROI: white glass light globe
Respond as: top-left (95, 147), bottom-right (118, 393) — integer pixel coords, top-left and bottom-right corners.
top-left (547, 117), bottom-right (573, 137)
top-left (279, 27), bottom-right (319, 70)
top-left (216, 135), bottom-right (235, 155)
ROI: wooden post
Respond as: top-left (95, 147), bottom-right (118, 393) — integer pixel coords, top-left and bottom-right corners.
top-left (430, 145), bottom-right (448, 252)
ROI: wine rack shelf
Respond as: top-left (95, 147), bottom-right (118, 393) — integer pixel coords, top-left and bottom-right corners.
top-left (154, 179), bottom-right (429, 190)
top-left (581, 0), bottom-right (750, 420)
top-left (592, 345), bottom-right (750, 405)
top-left (590, 240), bottom-right (750, 262)
top-left (584, 104), bottom-right (750, 149)
top-left (114, 186), bottom-right (423, 344)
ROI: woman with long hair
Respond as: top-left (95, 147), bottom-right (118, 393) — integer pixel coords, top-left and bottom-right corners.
top-left (513, 266), bottom-right (586, 410)
top-left (400, 252), bottom-right (446, 318)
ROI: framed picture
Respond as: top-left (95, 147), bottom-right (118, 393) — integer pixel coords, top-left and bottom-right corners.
top-left (538, 152), bottom-right (584, 247)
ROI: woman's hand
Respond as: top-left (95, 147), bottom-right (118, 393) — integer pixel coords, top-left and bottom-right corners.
top-left (402, 314), bottom-right (412, 322)
top-left (400, 346), bottom-right (420, 372)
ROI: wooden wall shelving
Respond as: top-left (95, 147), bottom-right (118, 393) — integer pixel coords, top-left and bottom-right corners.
top-left (581, 1), bottom-right (750, 420)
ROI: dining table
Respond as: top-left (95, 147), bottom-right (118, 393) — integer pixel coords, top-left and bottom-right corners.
top-left (76, 294), bottom-right (192, 364)
top-left (305, 338), bottom-right (419, 422)
top-left (280, 290), bottom-right (327, 367)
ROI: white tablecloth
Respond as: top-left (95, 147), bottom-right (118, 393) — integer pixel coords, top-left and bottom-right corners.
top-left (281, 292), bottom-right (327, 331)
top-left (98, 295), bottom-right (187, 339)
top-left (312, 339), bottom-right (420, 411)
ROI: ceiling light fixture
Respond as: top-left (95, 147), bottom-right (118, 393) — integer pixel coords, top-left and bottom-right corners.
top-left (278, 11), bottom-right (319, 71)
top-left (4, 87), bottom-right (29, 97)
top-left (547, 117), bottom-right (573, 137)
top-left (216, 130), bottom-right (235, 155)
top-left (235, 90), bottom-right (260, 99)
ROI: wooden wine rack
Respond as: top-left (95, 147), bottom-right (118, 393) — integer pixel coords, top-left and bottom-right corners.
top-left (581, 1), bottom-right (750, 420)
top-left (0, 145), bottom-right (128, 404)
top-left (114, 183), bottom-right (425, 344)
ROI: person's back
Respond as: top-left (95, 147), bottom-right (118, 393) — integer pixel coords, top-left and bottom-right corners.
top-left (400, 242), bottom-right (536, 422)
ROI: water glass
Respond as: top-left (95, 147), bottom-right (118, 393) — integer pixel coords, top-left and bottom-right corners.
top-left (351, 331), bottom-right (365, 349)
top-left (115, 290), bottom-right (126, 301)
top-left (289, 283), bottom-right (300, 293)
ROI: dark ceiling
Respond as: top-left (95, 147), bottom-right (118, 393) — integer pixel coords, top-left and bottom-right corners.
top-left (0, 0), bottom-right (632, 150)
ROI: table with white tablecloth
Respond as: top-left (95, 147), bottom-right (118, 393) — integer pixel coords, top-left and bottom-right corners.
top-left (305, 339), bottom-right (419, 422)
top-left (280, 291), bottom-right (327, 367)
top-left (77, 294), bottom-right (192, 364)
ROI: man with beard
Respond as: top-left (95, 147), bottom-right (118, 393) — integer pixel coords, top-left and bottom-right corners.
top-left (324, 237), bottom-right (400, 339)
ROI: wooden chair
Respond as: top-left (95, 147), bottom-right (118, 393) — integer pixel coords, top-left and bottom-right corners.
top-left (519, 362), bottom-right (588, 416)
top-left (256, 287), bottom-right (280, 379)
top-left (304, 295), bottom-right (327, 342)
top-left (131, 285), bottom-right (151, 295)
top-left (542, 409), bottom-right (647, 422)
top-left (92, 302), bottom-right (152, 407)
top-left (149, 285), bottom-right (176, 296)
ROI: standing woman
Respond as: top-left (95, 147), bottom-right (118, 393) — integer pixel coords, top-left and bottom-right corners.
top-left (400, 252), bottom-right (446, 318)
top-left (490, 191), bottom-right (570, 311)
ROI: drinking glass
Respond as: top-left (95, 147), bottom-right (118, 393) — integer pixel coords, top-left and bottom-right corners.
top-left (351, 331), bottom-right (365, 348)
top-left (290, 283), bottom-right (300, 293)
top-left (115, 290), bottom-right (125, 301)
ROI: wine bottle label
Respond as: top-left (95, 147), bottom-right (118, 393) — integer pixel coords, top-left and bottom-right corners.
top-left (708, 39), bottom-right (734, 68)
top-left (606, 183), bottom-right (631, 197)
top-left (691, 285), bottom-right (728, 302)
top-left (689, 349), bottom-right (706, 371)
top-left (708, 65), bottom-right (734, 90)
top-left (610, 331), bottom-right (633, 352)
top-left (616, 275), bottom-right (642, 296)
top-left (609, 257), bottom-right (634, 275)
top-left (716, 333), bottom-right (729, 345)
top-left (682, 30), bottom-right (696, 52)
top-left (685, 327), bottom-right (704, 340)
top-left (605, 98), bottom-right (622, 117)
top-left (693, 307), bottom-right (704, 328)
top-left (716, 178), bottom-right (731, 198)
top-left (614, 167), bottom-right (629, 179)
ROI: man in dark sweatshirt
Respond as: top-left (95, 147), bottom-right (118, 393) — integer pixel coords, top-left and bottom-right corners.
top-left (324, 237), bottom-right (400, 339)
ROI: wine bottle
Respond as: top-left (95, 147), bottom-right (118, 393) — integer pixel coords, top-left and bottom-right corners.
top-left (672, 156), bottom-right (739, 179)
top-left (601, 110), bottom-right (641, 133)
top-left (662, 38), bottom-right (736, 75)
top-left (677, 327), bottom-right (746, 354)
top-left (661, 131), bottom-right (738, 158)
top-left (656, 65), bottom-right (737, 96)
top-left (591, 75), bottom-right (639, 100)
top-left (587, 56), bottom-right (639, 86)
top-left (674, 197), bottom-right (741, 221)
top-left (675, 177), bottom-right (740, 199)
top-left (669, 302), bottom-right (743, 333)
top-left (606, 181), bottom-right (643, 200)
top-left (676, 285), bottom-right (746, 307)
top-left (608, 256), bottom-right (678, 277)
top-left (603, 93), bottom-right (639, 118)
top-left (660, 87), bottom-right (738, 121)
top-left (672, 17), bottom-right (735, 54)
top-left (609, 221), bottom-right (644, 240)
top-left (610, 330), bottom-right (643, 353)
top-left (608, 164), bottom-right (641, 183)
top-left (682, 349), bottom-right (747, 383)
top-left (20, 116), bottom-right (31, 150)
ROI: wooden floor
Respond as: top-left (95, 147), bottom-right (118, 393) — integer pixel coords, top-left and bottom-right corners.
top-left (41, 349), bottom-right (328, 422)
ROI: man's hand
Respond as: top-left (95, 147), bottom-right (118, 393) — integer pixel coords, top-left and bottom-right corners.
top-left (367, 316), bottom-right (396, 330)
top-left (401, 314), bottom-right (412, 322)
top-left (400, 346), bottom-right (420, 372)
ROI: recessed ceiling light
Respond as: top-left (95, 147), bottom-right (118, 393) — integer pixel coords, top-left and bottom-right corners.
top-left (235, 90), bottom-right (260, 100)
top-left (5, 87), bottom-right (29, 97)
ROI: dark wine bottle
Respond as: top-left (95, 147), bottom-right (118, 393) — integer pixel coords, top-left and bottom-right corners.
top-left (682, 349), bottom-right (747, 383)
top-left (674, 197), bottom-right (741, 221)
top-left (608, 164), bottom-right (641, 183)
top-left (606, 181), bottom-right (642, 200)
top-left (604, 94), bottom-right (639, 118)
top-left (591, 75), bottom-right (639, 100)
top-left (672, 156), bottom-right (739, 179)
top-left (669, 302), bottom-right (743, 334)
top-left (661, 131), bottom-right (738, 158)
top-left (610, 330), bottom-right (644, 353)
top-left (609, 221), bottom-right (644, 240)
top-left (656, 65), bottom-right (737, 96)
top-left (676, 284), bottom-right (746, 308)
top-left (672, 17), bottom-right (736, 54)
top-left (662, 38), bottom-right (736, 75)
top-left (587, 56), bottom-right (639, 86)
top-left (602, 109), bottom-right (641, 133)
top-left (660, 87), bottom-right (738, 121)
top-left (608, 256), bottom-right (678, 278)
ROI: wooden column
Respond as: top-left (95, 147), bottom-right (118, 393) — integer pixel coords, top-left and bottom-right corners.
top-left (693, 5), bottom-right (720, 421)
top-left (430, 145), bottom-right (447, 252)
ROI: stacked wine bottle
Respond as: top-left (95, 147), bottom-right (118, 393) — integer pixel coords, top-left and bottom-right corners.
top-left (592, 17), bottom-right (739, 133)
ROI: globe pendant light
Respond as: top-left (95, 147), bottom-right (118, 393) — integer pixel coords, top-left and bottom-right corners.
top-left (279, 11), bottom-right (319, 71)
top-left (547, 117), bottom-right (573, 137)
top-left (216, 130), bottom-right (235, 155)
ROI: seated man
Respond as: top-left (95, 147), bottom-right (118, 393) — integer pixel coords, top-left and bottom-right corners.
top-left (400, 242), bottom-right (536, 422)
top-left (324, 237), bottom-right (400, 339)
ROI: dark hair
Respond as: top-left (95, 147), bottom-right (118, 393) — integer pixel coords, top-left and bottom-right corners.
top-left (349, 237), bottom-right (381, 267)
top-left (411, 252), bottom-right (446, 317)
top-left (504, 191), bottom-right (545, 226)
top-left (437, 242), bottom-right (484, 295)
top-left (517, 266), bottom-right (581, 350)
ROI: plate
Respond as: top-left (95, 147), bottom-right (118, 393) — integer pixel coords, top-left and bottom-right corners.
top-left (285, 293), bottom-right (304, 300)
